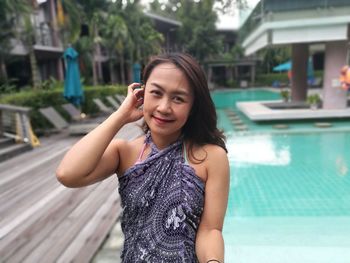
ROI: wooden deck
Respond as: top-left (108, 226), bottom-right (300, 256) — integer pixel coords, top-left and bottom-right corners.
top-left (0, 122), bottom-right (143, 262)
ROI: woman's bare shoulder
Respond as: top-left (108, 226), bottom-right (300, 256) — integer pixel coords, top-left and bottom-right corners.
top-left (191, 143), bottom-right (227, 161)
top-left (113, 134), bottom-right (145, 150)
top-left (187, 143), bottom-right (228, 181)
top-left (114, 134), bottom-right (146, 175)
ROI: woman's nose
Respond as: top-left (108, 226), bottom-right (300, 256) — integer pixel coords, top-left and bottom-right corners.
top-left (157, 98), bottom-right (171, 113)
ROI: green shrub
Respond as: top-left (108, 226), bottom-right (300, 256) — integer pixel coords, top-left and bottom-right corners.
top-left (226, 79), bottom-right (240, 88)
top-left (255, 73), bottom-right (289, 87)
top-left (0, 85), bottom-right (127, 132)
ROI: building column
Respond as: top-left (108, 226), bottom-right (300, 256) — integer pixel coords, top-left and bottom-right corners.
top-left (49, 0), bottom-right (59, 47)
top-left (250, 64), bottom-right (256, 86)
top-left (226, 65), bottom-right (233, 84)
top-left (322, 41), bottom-right (348, 109)
top-left (291, 43), bottom-right (308, 101)
top-left (57, 58), bottom-right (64, 81)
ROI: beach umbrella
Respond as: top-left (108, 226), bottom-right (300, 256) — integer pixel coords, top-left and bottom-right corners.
top-left (273, 58), bottom-right (314, 76)
top-left (63, 46), bottom-right (84, 106)
top-left (273, 61), bottom-right (291, 72)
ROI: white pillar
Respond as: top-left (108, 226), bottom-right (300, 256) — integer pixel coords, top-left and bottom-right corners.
top-left (323, 41), bottom-right (348, 109)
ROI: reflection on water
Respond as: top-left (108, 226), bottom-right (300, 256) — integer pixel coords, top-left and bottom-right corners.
top-left (226, 132), bottom-right (350, 217)
top-left (227, 134), bottom-right (290, 166)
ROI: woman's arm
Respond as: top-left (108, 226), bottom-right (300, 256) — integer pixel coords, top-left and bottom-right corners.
top-left (196, 145), bottom-right (229, 263)
top-left (56, 83), bottom-right (144, 188)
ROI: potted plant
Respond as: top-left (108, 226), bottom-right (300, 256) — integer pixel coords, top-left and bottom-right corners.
top-left (280, 89), bottom-right (290, 102)
top-left (307, 94), bottom-right (321, 110)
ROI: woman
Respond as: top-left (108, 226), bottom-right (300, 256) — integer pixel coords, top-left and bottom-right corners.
top-left (56, 53), bottom-right (229, 263)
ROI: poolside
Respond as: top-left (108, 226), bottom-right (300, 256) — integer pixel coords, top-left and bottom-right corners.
top-left (212, 89), bottom-right (350, 263)
top-left (237, 100), bottom-right (350, 121)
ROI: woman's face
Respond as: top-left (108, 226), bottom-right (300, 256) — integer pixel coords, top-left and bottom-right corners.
top-left (143, 62), bottom-right (194, 142)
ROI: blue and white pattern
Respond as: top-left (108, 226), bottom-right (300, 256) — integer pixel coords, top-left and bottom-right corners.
top-left (118, 132), bottom-right (205, 262)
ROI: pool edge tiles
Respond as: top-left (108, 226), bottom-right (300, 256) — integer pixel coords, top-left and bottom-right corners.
top-left (237, 100), bottom-right (350, 121)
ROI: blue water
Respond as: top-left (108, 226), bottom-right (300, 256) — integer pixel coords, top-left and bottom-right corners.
top-left (212, 89), bottom-right (350, 263)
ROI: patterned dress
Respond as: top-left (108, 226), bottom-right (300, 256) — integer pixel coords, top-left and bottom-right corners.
top-left (118, 132), bottom-right (205, 262)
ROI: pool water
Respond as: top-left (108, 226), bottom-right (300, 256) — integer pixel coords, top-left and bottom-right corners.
top-left (212, 89), bottom-right (350, 263)
top-left (212, 89), bottom-right (350, 134)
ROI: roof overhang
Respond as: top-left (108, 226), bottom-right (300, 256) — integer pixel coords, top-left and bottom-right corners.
top-left (242, 15), bottom-right (350, 55)
top-left (144, 12), bottom-right (182, 31)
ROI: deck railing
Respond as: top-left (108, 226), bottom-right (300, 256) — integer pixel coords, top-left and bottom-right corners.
top-left (0, 104), bottom-right (39, 147)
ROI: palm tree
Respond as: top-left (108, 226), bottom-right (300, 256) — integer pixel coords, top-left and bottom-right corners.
top-left (0, 0), bottom-right (30, 82)
top-left (21, 15), bottom-right (41, 89)
top-left (101, 14), bottom-right (128, 84)
top-left (119, 1), bottom-right (164, 82)
top-left (76, 0), bottom-right (109, 85)
top-left (57, 0), bottom-right (82, 46)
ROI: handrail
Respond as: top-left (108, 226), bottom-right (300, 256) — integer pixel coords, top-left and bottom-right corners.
top-left (0, 104), bottom-right (39, 147)
top-left (0, 104), bottom-right (31, 113)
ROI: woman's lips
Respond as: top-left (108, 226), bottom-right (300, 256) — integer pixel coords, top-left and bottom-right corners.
top-left (152, 115), bottom-right (174, 124)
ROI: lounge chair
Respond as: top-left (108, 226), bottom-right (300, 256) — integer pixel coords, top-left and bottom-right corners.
top-left (92, 98), bottom-right (114, 114)
top-left (115, 94), bottom-right (126, 104)
top-left (106, 96), bottom-right (121, 110)
top-left (39, 107), bottom-right (99, 135)
top-left (61, 103), bottom-right (86, 121)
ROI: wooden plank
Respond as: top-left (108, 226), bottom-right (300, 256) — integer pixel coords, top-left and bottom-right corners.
top-left (0, 122), bottom-right (142, 262)
top-left (0, 132), bottom-right (71, 172)
top-left (0, 167), bottom-right (56, 210)
top-left (0, 141), bottom-right (72, 186)
top-left (57, 189), bottom-right (121, 263)
top-left (0, 150), bottom-right (66, 227)
top-left (0, 186), bottom-right (95, 262)
top-left (23, 177), bottom-right (118, 262)
top-left (0, 179), bottom-right (60, 231)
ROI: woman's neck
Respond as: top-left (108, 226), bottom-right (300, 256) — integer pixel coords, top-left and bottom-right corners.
top-left (150, 131), bottom-right (182, 150)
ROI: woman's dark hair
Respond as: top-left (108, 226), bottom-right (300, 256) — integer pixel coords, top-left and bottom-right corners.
top-left (142, 53), bottom-right (227, 153)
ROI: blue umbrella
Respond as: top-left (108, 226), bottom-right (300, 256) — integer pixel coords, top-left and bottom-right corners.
top-left (63, 47), bottom-right (84, 106)
top-left (273, 58), bottom-right (314, 77)
top-left (273, 61), bottom-right (291, 72)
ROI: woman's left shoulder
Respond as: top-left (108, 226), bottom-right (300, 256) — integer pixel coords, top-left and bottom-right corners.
top-left (199, 144), bottom-right (229, 181)
top-left (193, 144), bottom-right (228, 170)
top-left (202, 144), bottom-right (228, 161)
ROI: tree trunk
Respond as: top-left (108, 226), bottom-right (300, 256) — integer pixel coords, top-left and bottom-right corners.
top-left (29, 48), bottom-right (40, 89)
top-left (109, 60), bottom-right (116, 84)
top-left (0, 57), bottom-right (8, 81)
top-left (120, 55), bottom-right (125, 85)
top-left (92, 54), bottom-right (98, 86)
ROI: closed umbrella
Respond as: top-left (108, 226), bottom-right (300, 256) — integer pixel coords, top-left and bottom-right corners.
top-left (63, 46), bottom-right (84, 106)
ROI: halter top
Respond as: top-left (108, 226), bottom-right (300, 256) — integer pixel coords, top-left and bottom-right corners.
top-left (118, 132), bottom-right (205, 262)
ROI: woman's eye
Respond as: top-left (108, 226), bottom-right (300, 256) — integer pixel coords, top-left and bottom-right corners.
top-left (173, 96), bottom-right (184, 103)
top-left (150, 90), bottom-right (161, 96)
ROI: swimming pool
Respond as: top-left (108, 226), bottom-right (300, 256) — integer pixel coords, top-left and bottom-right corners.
top-left (212, 89), bottom-right (350, 263)
top-left (212, 89), bottom-right (350, 134)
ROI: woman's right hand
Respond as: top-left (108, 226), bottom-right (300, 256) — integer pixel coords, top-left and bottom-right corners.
top-left (117, 83), bottom-right (144, 124)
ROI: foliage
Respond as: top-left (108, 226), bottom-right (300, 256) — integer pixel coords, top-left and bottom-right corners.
top-left (148, 0), bottom-right (248, 62)
top-left (257, 46), bottom-right (291, 74)
top-left (0, 78), bottom-right (19, 94)
top-left (58, 0), bottom-right (83, 45)
top-left (307, 94), bottom-right (321, 106)
top-left (119, 1), bottom-right (164, 64)
top-left (280, 89), bottom-right (290, 101)
top-left (0, 0), bottom-right (30, 80)
top-left (255, 72), bottom-right (290, 87)
top-left (0, 85), bottom-right (127, 132)
top-left (177, 0), bottom-right (223, 62)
